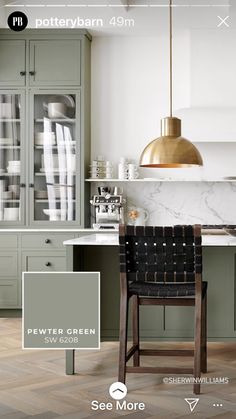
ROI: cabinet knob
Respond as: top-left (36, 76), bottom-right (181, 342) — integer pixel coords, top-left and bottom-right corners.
top-left (45, 239), bottom-right (51, 244)
top-left (29, 71), bottom-right (36, 76)
top-left (45, 262), bottom-right (51, 267)
top-left (20, 183), bottom-right (25, 188)
top-left (29, 183), bottom-right (34, 188)
top-left (20, 71), bottom-right (26, 76)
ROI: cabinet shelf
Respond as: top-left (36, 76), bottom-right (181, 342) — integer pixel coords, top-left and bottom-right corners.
top-left (34, 143), bottom-right (76, 150)
top-left (35, 199), bottom-right (76, 203)
top-left (0, 119), bottom-right (20, 123)
top-left (0, 146), bottom-right (20, 149)
top-left (0, 173), bottom-right (20, 177)
top-left (35, 172), bottom-right (76, 176)
top-left (0, 200), bottom-right (20, 203)
top-left (35, 119), bottom-right (75, 123)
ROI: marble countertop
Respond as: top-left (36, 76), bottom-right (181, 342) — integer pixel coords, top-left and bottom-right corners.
top-left (64, 233), bottom-right (236, 246)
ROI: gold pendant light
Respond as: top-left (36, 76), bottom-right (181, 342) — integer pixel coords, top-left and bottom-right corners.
top-left (139, 0), bottom-right (203, 168)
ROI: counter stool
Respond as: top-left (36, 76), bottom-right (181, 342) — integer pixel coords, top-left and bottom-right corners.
top-left (118, 224), bottom-right (207, 394)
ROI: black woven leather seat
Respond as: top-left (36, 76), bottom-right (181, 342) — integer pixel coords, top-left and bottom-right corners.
top-left (118, 224), bottom-right (208, 395)
top-left (129, 281), bottom-right (208, 298)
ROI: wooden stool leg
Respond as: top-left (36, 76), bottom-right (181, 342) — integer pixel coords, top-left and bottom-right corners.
top-left (201, 293), bottom-right (207, 373)
top-left (194, 278), bottom-right (202, 394)
top-left (132, 295), bottom-right (140, 367)
top-left (118, 291), bottom-right (128, 383)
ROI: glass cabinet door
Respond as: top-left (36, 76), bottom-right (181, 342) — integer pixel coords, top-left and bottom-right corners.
top-left (0, 93), bottom-right (24, 224)
top-left (31, 92), bottom-right (79, 223)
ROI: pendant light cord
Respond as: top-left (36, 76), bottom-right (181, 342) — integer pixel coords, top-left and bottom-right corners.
top-left (169, 0), bottom-right (173, 117)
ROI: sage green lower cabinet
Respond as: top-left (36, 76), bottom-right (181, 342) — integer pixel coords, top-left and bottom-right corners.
top-left (0, 232), bottom-right (75, 309)
top-left (23, 253), bottom-right (66, 272)
top-left (21, 233), bottom-right (74, 250)
top-left (0, 234), bottom-right (18, 308)
top-left (1, 237), bottom-right (236, 340)
top-left (72, 244), bottom-right (236, 341)
top-left (0, 251), bottom-right (18, 308)
top-left (0, 281), bottom-right (18, 307)
top-left (143, 247), bottom-right (236, 340)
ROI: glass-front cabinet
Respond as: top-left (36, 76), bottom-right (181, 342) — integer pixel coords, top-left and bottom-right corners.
top-left (30, 91), bottom-right (80, 225)
top-left (0, 92), bottom-right (25, 225)
top-left (0, 90), bottom-right (81, 226)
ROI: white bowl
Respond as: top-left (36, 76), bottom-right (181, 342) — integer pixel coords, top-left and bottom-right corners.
top-left (35, 132), bottom-right (56, 146)
top-left (48, 103), bottom-right (67, 119)
top-left (0, 103), bottom-right (12, 118)
top-left (4, 207), bottom-right (19, 221)
top-left (7, 166), bottom-right (21, 174)
top-left (43, 209), bottom-right (61, 221)
top-left (8, 160), bottom-right (21, 166)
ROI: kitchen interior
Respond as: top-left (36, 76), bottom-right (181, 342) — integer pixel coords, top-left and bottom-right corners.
top-left (0, 0), bottom-right (236, 417)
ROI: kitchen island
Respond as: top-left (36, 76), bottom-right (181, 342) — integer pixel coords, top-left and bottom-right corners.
top-left (64, 232), bottom-right (236, 374)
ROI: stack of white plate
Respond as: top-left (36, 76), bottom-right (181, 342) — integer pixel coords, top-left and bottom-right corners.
top-left (0, 138), bottom-right (13, 146)
top-left (4, 207), bottom-right (19, 221)
top-left (7, 160), bottom-right (21, 174)
top-left (35, 190), bottom-right (48, 199)
top-left (35, 132), bottom-right (56, 146)
top-left (2, 191), bottom-right (13, 200)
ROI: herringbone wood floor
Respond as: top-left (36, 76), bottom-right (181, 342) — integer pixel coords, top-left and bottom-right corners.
top-left (0, 318), bottom-right (235, 418)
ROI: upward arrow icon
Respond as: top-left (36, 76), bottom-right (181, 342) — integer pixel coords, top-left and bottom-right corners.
top-left (185, 398), bottom-right (199, 412)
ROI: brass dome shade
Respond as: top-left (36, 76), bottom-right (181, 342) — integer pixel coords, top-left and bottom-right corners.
top-left (140, 117), bottom-right (203, 168)
top-left (139, 0), bottom-right (203, 168)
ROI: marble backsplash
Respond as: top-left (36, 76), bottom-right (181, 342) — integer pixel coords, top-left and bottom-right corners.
top-left (91, 181), bottom-right (236, 226)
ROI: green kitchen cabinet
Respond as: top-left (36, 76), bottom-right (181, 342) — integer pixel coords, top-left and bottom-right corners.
top-left (0, 29), bottom-right (91, 309)
top-left (160, 247), bottom-right (236, 340)
top-left (0, 29), bottom-right (91, 228)
top-left (0, 233), bottom-right (19, 308)
top-left (0, 90), bottom-right (26, 227)
top-left (69, 244), bottom-right (236, 340)
top-left (0, 40), bottom-right (26, 86)
top-left (29, 40), bottom-right (81, 86)
top-left (22, 253), bottom-right (67, 272)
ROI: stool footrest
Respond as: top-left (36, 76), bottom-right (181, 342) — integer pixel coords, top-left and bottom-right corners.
top-left (126, 344), bottom-right (139, 362)
top-left (139, 349), bottom-right (194, 357)
top-left (126, 366), bottom-right (194, 374)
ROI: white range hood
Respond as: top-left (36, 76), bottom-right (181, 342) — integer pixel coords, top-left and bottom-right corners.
top-left (175, 108), bottom-right (236, 142)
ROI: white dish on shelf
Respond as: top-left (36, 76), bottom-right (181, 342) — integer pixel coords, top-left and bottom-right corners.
top-left (0, 103), bottom-right (12, 119)
top-left (4, 207), bottom-right (19, 221)
top-left (43, 209), bottom-right (61, 221)
top-left (35, 190), bottom-right (48, 199)
top-left (48, 103), bottom-right (67, 119)
top-left (0, 138), bottom-right (13, 145)
top-left (35, 132), bottom-right (56, 146)
top-left (2, 191), bottom-right (13, 200)
top-left (7, 161), bottom-right (21, 174)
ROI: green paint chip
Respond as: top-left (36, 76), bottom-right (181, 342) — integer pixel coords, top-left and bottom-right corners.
top-left (22, 272), bottom-right (100, 349)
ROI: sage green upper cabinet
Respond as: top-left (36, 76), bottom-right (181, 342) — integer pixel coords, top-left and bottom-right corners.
top-left (0, 40), bottom-right (26, 86)
top-left (29, 40), bottom-right (81, 86)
